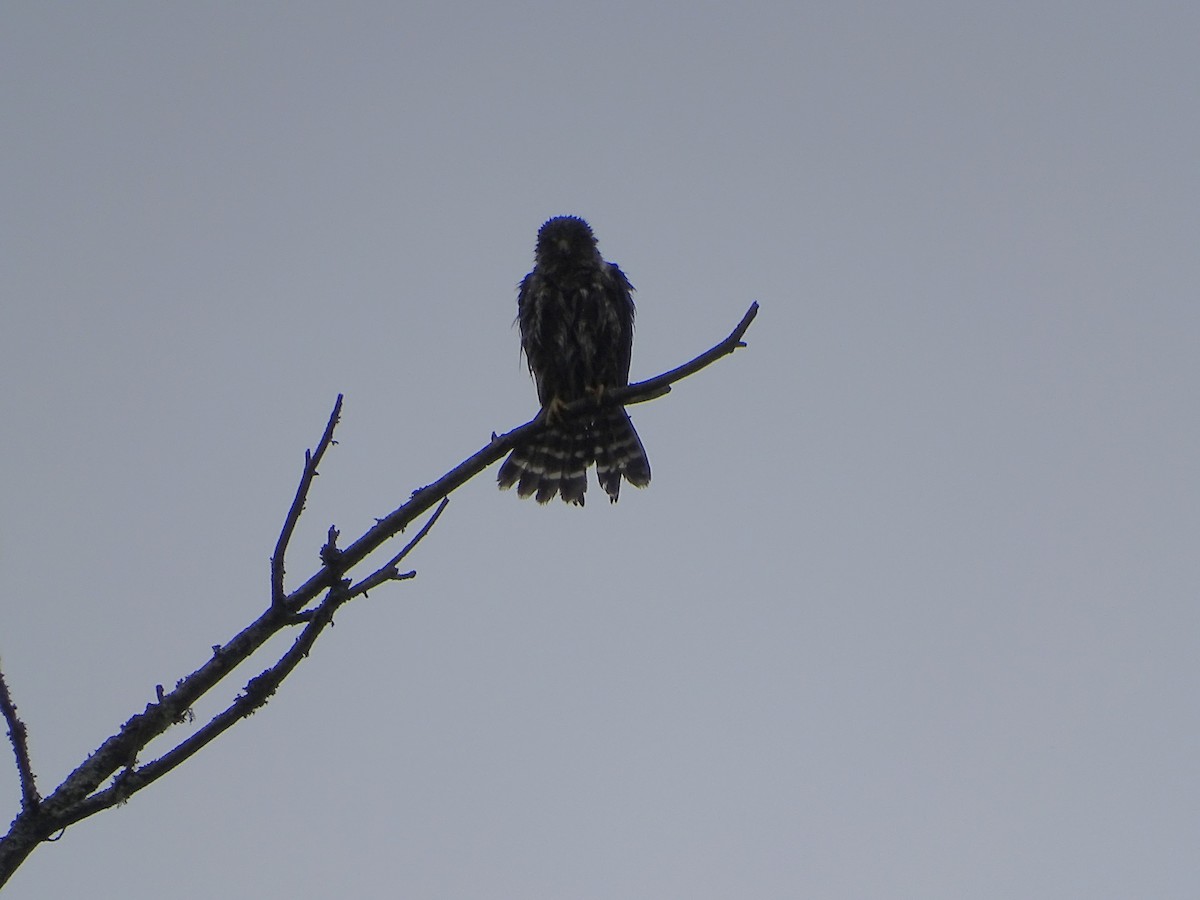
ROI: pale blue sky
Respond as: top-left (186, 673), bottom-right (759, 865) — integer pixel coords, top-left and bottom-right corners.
top-left (4, 3), bottom-right (1198, 897)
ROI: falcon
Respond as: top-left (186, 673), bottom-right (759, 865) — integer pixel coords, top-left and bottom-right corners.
top-left (498, 216), bottom-right (651, 505)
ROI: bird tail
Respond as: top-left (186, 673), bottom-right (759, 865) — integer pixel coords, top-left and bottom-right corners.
top-left (497, 408), bottom-right (650, 505)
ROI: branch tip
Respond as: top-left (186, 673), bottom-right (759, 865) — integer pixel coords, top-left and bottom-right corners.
top-left (271, 396), bottom-right (345, 606)
top-left (0, 666), bottom-right (40, 815)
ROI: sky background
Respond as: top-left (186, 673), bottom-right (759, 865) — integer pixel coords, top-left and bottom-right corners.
top-left (3, 3), bottom-right (1198, 897)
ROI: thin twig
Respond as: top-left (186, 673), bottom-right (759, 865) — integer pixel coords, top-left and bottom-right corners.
top-left (348, 498), bottom-right (450, 599)
top-left (617, 300), bottom-right (758, 405)
top-left (0, 667), bottom-right (39, 813)
top-left (272, 395), bottom-right (344, 606)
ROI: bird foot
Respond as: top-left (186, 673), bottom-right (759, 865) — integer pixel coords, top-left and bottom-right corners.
top-left (542, 396), bottom-right (568, 426)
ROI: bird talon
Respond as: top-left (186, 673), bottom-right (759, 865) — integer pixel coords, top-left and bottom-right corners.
top-left (543, 396), bottom-right (568, 426)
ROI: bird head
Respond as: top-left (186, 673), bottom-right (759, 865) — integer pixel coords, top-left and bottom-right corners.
top-left (535, 215), bottom-right (599, 267)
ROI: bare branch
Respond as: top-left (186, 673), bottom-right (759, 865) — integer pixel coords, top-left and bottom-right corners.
top-left (272, 395), bottom-right (343, 606)
top-left (0, 666), bottom-right (39, 814)
top-left (54, 576), bottom-right (356, 829)
top-left (282, 302), bottom-right (760, 614)
top-left (0, 302), bottom-right (757, 887)
top-left (0, 396), bottom-right (354, 884)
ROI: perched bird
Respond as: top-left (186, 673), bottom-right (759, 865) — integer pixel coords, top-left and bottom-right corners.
top-left (498, 216), bottom-right (651, 505)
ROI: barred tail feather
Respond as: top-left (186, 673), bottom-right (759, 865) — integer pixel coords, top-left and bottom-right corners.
top-left (558, 430), bottom-right (590, 506)
top-left (534, 434), bottom-right (563, 504)
top-left (497, 445), bottom-right (529, 494)
top-left (593, 408), bottom-right (651, 503)
top-left (497, 427), bottom-right (591, 506)
top-left (517, 439), bottom-right (549, 499)
top-left (496, 439), bottom-right (537, 495)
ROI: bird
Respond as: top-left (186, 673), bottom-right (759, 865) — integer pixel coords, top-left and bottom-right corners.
top-left (498, 215), bottom-right (651, 505)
